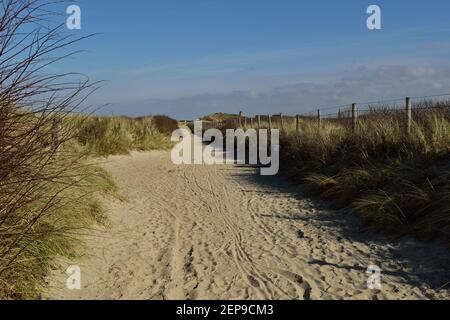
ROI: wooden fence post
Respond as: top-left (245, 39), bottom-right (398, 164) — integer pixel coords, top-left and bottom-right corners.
top-left (405, 97), bottom-right (412, 135)
top-left (279, 113), bottom-right (284, 131)
top-left (257, 115), bottom-right (261, 129)
top-left (268, 115), bottom-right (272, 131)
top-left (317, 109), bottom-right (321, 129)
top-left (351, 103), bottom-right (358, 134)
top-left (238, 111), bottom-right (243, 128)
top-left (250, 117), bottom-right (254, 128)
top-left (244, 116), bottom-right (247, 128)
top-left (296, 115), bottom-right (300, 134)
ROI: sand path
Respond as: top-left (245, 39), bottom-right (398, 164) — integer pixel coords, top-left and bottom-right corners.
top-left (47, 150), bottom-right (449, 300)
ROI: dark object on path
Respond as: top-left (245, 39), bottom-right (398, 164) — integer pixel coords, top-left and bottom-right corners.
top-left (297, 230), bottom-right (306, 239)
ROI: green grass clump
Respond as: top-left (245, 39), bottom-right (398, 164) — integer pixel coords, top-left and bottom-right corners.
top-left (277, 102), bottom-right (450, 241)
top-left (72, 115), bottom-right (177, 157)
top-left (0, 111), bottom-right (175, 299)
top-left (0, 145), bottom-right (118, 299)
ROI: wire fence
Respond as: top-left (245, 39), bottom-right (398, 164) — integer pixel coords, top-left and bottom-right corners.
top-left (199, 93), bottom-right (450, 134)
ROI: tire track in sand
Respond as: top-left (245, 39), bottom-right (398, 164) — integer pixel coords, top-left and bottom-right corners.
top-left (45, 151), bottom-right (450, 300)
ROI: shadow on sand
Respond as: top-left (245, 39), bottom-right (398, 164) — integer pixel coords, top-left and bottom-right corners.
top-left (227, 163), bottom-right (450, 293)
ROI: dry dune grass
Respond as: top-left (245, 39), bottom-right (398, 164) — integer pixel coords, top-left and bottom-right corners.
top-left (276, 102), bottom-right (450, 241)
top-left (72, 115), bottom-right (176, 156)
top-left (0, 111), bottom-right (177, 299)
top-left (210, 102), bottom-right (449, 242)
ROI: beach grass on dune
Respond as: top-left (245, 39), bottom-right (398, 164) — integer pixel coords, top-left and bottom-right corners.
top-left (72, 115), bottom-right (178, 156)
top-left (0, 112), bottom-right (178, 299)
top-left (275, 101), bottom-right (450, 241)
top-left (0, 141), bottom-right (116, 298)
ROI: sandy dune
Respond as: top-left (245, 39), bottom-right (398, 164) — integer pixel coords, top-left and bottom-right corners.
top-left (46, 150), bottom-right (449, 300)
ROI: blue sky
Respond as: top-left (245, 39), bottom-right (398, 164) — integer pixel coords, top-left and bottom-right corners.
top-left (61, 0), bottom-right (450, 119)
